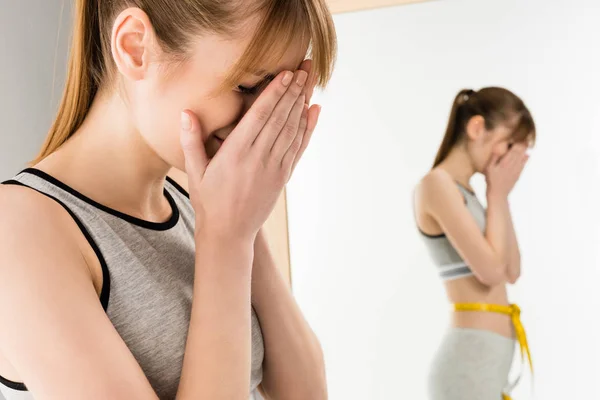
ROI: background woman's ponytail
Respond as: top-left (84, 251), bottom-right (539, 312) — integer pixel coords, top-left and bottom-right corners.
top-left (33, 0), bottom-right (107, 164)
top-left (432, 87), bottom-right (535, 169)
top-left (432, 89), bottom-right (475, 168)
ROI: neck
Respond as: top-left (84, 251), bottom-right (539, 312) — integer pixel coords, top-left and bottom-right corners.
top-left (36, 90), bottom-right (173, 221)
top-left (437, 143), bottom-right (477, 189)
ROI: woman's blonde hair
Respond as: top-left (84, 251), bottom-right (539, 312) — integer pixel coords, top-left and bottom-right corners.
top-left (33, 0), bottom-right (337, 164)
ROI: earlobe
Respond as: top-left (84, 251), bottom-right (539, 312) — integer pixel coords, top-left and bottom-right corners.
top-left (111, 8), bottom-right (154, 81)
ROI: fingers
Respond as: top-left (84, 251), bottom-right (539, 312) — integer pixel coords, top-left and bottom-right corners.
top-left (500, 151), bottom-right (517, 168)
top-left (271, 94), bottom-right (306, 162)
top-left (517, 152), bottom-right (530, 173)
top-left (282, 104), bottom-right (309, 172)
top-left (180, 110), bottom-right (208, 185)
top-left (486, 153), bottom-right (502, 173)
top-left (299, 59), bottom-right (316, 104)
top-left (502, 143), bottom-right (527, 168)
top-left (290, 105), bottom-right (321, 174)
top-left (228, 70), bottom-right (296, 149)
top-left (253, 70), bottom-right (308, 154)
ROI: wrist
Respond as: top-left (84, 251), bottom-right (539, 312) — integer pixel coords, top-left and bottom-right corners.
top-left (195, 218), bottom-right (257, 244)
top-left (195, 227), bottom-right (255, 261)
top-left (486, 192), bottom-right (510, 210)
top-left (486, 187), bottom-right (507, 203)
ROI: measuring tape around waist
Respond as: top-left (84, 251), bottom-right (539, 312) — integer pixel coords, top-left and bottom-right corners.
top-left (453, 303), bottom-right (533, 400)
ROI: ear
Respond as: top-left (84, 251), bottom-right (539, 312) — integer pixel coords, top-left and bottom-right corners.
top-left (111, 8), bottom-right (158, 82)
top-left (465, 115), bottom-right (486, 141)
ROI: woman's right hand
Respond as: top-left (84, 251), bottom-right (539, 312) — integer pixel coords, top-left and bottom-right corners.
top-left (180, 70), bottom-right (320, 242)
top-left (485, 143), bottom-right (530, 198)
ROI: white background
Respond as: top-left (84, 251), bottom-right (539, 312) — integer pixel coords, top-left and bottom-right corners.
top-left (287, 0), bottom-right (600, 399)
top-left (0, 0), bottom-right (71, 179)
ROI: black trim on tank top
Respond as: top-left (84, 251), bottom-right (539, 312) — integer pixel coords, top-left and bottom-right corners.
top-left (417, 228), bottom-right (446, 239)
top-left (413, 180), bottom-right (474, 239)
top-left (0, 179), bottom-right (113, 392)
top-left (0, 374), bottom-right (27, 391)
top-left (166, 176), bottom-right (190, 199)
top-left (20, 168), bottom-right (180, 231)
top-left (412, 188), bottom-right (447, 239)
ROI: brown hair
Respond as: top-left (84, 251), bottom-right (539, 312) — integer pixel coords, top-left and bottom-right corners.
top-left (432, 87), bottom-right (536, 168)
top-left (33, 0), bottom-right (337, 164)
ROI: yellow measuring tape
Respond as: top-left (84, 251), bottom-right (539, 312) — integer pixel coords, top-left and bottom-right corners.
top-left (453, 303), bottom-right (533, 400)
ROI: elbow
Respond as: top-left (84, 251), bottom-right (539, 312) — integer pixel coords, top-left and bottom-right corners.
top-left (302, 383), bottom-right (328, 400)
top-left (307, 379), bottom-right (328, 400)
top-left (507, 263), bottom-right (521, 284)
top-left (475, 262), bottom-right (509, 287)
top-left (310, 343), bottom-right (328, 400)
top-left (262, 341), bottom-right (328, 400)
top-left (307, 340), bottom-right (328, 400)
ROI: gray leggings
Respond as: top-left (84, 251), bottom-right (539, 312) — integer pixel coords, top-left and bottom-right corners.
top-left (428, 328), bottom-right (516, 400)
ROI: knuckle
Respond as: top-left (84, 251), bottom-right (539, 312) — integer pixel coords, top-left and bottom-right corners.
top-left (283, 123), bottom-right (297, 138)
top-left (255, 107), bottom-right (271, 124)
top-left (272, 115), bottom-right (288, 130)
top-left (291, 138), bottom-right (303, 153)
top-left (275, 83), bottom-right (288, 97)
top-left (289, 84), bottom-right (303, 97)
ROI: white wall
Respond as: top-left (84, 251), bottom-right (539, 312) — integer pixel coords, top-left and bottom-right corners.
top-left (0, 0), bottom-right (72, 179)
top-left (288, 0), bottom-right (600, 398)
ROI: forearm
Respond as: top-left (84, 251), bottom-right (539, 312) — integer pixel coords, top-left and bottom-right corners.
top-left (484, 193), bottom-right (513, 276)
top-left (485, 192), bottom-right (521, 283)
top-left (505, 209), bottom-right (521, 283)
top-left (177, 233), bottom-right (254, 399)
top-left (252, 230), bottom-right (327, 400)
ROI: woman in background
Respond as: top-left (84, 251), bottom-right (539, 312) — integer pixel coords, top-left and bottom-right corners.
top-left (414, 87), bottom-right (535, 400)
top-left (0, 0), bottom-right (336, 399)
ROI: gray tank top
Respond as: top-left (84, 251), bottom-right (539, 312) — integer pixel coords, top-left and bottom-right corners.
top-left (0, 168), bottom-right (264, 400)
top-left (418, 183), bottom-right (487, 281)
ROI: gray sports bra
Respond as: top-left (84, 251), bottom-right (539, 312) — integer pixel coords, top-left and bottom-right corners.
top-left (0, 169), bottom-right (264, 400)
top-left (418, 183), bottom-right (487, 281)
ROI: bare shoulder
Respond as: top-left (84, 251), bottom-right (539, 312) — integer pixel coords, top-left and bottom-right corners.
top-left (416, 168), bottom-right (458, 205)
top-left (0, 183), bottom-right (88, 277)
top-left (0, 182), bottom-right (74, 235)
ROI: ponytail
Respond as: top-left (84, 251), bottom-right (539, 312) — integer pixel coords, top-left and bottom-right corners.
top-left (32, 0), bottom-right (103, 165)
top-left (432, 89), bottom-right (474, 168)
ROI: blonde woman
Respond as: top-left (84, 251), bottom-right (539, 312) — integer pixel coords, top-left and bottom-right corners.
top-left (0, 1), bottom-right (336, 399)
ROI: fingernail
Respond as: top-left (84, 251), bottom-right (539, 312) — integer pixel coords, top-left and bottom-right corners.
top-left (282, 71), bottom-right (294, 87)
top-left (297, 71), bottom-right (308, 86)
top-left (181, 112), bottom-right (191, 131)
